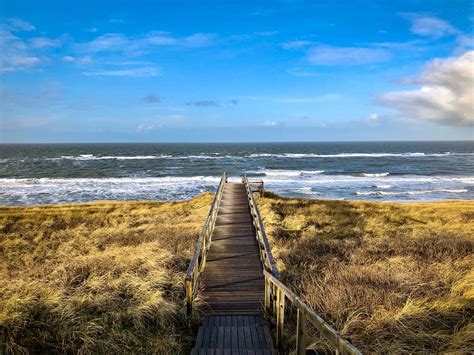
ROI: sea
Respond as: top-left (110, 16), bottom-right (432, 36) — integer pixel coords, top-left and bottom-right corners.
top-left (0, 141), bottom-right (473, 206)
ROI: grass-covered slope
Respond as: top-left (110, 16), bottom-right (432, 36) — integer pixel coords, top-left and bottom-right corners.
top-left (258, 193), bottom-right (474, 353)
top-left (0, 195), bottom-right (212, 354)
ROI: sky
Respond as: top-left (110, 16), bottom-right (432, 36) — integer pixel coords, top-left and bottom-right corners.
top-left (0, 0), bottom-right (473, 143)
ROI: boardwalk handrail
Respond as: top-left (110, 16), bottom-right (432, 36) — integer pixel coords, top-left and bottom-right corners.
top-left (264, 270), bottom-right (362, 355)
top-left (242, 174), bottom-right (361, 354)
top-left (185, 172), bottom-right (227, 314)
top-left (242, 174), bottom-right (280, 278)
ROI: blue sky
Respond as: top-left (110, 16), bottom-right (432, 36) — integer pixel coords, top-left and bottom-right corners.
top-left (0, 0), bottom-right (473, 143)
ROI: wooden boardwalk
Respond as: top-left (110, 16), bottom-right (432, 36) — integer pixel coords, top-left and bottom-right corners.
top-left (187, 175), bottom-right (361, 354)
top-left (200, 182), bottom-right (265, 315)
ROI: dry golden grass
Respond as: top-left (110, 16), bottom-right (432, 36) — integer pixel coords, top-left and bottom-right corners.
top-left (258, 192), bottom-right (474, 353)
top-left (0, 194), bottom-right (213, 354)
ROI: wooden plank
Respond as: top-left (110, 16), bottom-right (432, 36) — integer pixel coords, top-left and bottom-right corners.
top-left (195, 326), bottom-right (205, 348)
top-left (231, 325), bottom-right (238, 348)
top-left (202, 326), bottom-right (211, 348)
top-left (224, 326), bottom-right (231, 348)
top-left (250, 325), bottom-right (260, 349)
top-left (210, 327), bottom-right (218, 348)
top-left (237, 326), bottom-right (245, 349)
top-left (256, 325), bottom-right (267, 349)
top-left (244, 326), bottom-right (252, 348)
top-left (217, 326), bottom-right (224, 348)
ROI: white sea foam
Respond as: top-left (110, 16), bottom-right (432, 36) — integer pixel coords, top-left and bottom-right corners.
top-left (0, 176), bottom-right (221, 205)
top-left (248, 152), bottom-right (473, 158)
top-left (360, 172), bottom-right (390, 177)
top-left (375, 184), bottom-right (392, 189)
top-left (300, 170), bottom-right (325, 175)
top-left (263, 170), bottom-right (301, 177)
top-left (356, 189), bottom-right (468, 196)
top-left (252, 169), bottom-right (325, 177)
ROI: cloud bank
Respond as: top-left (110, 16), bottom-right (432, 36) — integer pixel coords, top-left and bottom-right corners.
top-left (379, 51), bottom-right (473, 126)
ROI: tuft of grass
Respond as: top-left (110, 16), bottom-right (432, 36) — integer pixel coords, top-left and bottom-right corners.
top-left (258, 193), bottom-right (474, 353)
top-left (0, 194), bottom-right (213, 354)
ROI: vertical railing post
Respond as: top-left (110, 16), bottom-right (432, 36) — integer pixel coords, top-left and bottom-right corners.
top-left (296, 308), bottom-right (307, 355)
top-left (264, 277), bottom-right (270, 315)
top-left (276, 287), bottom-right (285, 347)
top-left (185, 278), bottom-right (193, 315)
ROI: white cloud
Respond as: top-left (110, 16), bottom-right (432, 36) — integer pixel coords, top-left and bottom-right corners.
top-left (30, 37), bottom-right (62, 48)
top-left (0, 30), bottom-right (41, 73)
top-left (78, 31), bottom-right (216, 54)
top-left (261, 120), bottom-right (277, 127)
top-left (62, 56), bottom-right (92, 65)
top-left (378, 51), bottom-right (473, 126)
top-left (287, 68), bottom-right (322, 77)
top-left (307, 45), bottom-right (391, 65)
top-left (82, 67), bottom-right (161, 77)
top-left (282, 40), bottom-right (312, 49)
top-left (5, 18), bottom-right (35, 31)
top-left (403, 14), bottom-right (458, 38)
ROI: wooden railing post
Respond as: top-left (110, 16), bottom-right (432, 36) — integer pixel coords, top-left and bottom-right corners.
top-left (264, 277), bottom-right (270, 315)
top-left (276, 287), bottom-right (285, 347)
top-left (185, 278), bottom-right (193, 314)
top-left (296, 308), bottom-right (307, 355)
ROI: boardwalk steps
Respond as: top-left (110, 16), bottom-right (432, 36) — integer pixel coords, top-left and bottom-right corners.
top-left (191, 316), bottom-right (276, 354)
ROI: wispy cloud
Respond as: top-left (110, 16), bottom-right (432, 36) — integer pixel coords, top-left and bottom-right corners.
top-left (186, 100), bottom-right (219, 107)
top-left (82, 67), bottom-right (161, 77)
top-left (143, 95), bottom-right (161, 103)
top-left (281, 40), bottom-right (312, 49)
top-left (136, 115), bottom-right (187, 132)
top-left (401, 14), bottom-right (458, 38)
top-left (0, 29), bottom-right (41, 73)
top-left (62, 55), bottom-right (92, 65)
top-left (30, 37), bottom-right (62, 48)
top-left (78, 31), bottom-right (216, 55)
top-left (287, 68), bottom-right (323, 77)
top-left (378, 51), bottom-right (473, 126)
top-left (261, 120), bottom-right (278, 127)
top-left (307, 45), bottom-right (391, 65)
top-left (3, 18), bottom-right (35, 31)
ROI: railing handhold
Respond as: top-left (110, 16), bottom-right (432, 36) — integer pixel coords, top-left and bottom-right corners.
top-left (242, 174), bottom-right (280, 278)
top-left (185, 172), bottom-right (227, 314)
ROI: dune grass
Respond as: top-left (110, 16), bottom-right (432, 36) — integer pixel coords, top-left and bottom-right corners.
top-left (258, 192), bottom-right (474, 353)
top-left (2, 192), bottom-right (473, 353)
top-left (0, 194), bottom-right (213, 354)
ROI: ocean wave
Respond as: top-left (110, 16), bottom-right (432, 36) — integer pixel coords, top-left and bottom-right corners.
top-left (375, 184), bottom-right (392, 189)
top-left (263, 170), bottom-right (301, 177)
top-left (356, 189), bottom-right (468, 196)
top-left (0, 176), bottom-right (221, 184)
top-left (251, 169), bottom-right (325, 177)
top-left (48, 155), bottom-right (172, 161)
top-left (248, 152), bottom-right (473, 158)
top-left (300, 170), bottom-right (325, 175)
top-left (360, 172), bottom-right (390, 177)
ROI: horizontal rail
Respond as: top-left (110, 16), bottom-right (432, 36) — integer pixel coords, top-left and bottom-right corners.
top-left (242, 174), bottom-right (279, 278)
top-left (185, 172), bottom-right (227, 314)
top-left (264, 270), bottom-right (362, 355)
